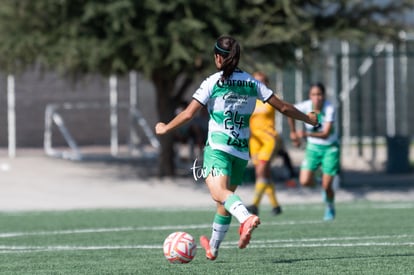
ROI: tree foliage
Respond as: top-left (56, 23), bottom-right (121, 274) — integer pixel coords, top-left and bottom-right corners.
top-left (1, 0), bottom-right (411, 74)
top-left (0, 0), bottom-right (412, 175)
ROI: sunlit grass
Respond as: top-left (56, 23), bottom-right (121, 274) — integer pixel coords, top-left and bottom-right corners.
top-left (0, 201), bottom-right (413, 274)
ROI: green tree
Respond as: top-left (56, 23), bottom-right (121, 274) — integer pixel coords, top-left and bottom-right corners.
top-left (0, 0), bottom-right (411, 176)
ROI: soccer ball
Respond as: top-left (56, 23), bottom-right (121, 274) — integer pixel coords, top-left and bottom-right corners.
top-left (163, 231), bottom-right (197, 264)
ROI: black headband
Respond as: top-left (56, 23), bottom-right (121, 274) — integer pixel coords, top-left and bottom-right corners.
top-left (214, 42), bottom-right (230, 55)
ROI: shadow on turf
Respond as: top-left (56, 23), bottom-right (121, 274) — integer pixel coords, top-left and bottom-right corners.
top-left (271, 253), bottom-right (414, 264)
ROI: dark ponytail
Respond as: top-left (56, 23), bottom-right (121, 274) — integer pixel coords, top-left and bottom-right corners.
top-left (214, 35), bottom-right (240, 82)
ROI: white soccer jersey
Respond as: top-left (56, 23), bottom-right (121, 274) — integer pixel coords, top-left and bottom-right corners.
top-left (294, 99), bottom-right (338, 145)
top-left (193, 69), bottom-right (273, 160)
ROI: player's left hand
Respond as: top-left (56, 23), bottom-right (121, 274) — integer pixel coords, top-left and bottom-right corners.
top-left (297, 130), bottom-right (307, 139)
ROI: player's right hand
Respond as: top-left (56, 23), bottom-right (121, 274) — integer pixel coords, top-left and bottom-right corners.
top-left (307, 112), bottom-right (319, 126)
top-left (155, 122), bottom-right (168, 135)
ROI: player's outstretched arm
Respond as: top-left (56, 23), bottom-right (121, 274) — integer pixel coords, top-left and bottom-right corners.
top-left (155, 100), bottom-right (203, 135)
top-left (267, 94), bottom-right (318, 126)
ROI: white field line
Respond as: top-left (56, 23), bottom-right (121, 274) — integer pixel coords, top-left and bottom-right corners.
top-left (286, 202), bottom-right (414, 210)
top-left (0, 220), bottom-right (323, 238)
top-left (0, 220), bottom-right (413, 254)
top-left (2, 202), bottom-right (412, 215)
top-left (213, 235), bottom-right (414, 247)
top-left (0, 240), bottom-right (413, 254)
top-left (370, 203), bottom-right (414, 209)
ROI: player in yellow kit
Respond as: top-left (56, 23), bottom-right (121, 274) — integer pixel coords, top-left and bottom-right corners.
top-left (247, 71), bottom-right (286, 215)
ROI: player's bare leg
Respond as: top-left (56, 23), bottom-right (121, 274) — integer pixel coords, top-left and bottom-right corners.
top-left (322, 174), bottom-right (335, 220)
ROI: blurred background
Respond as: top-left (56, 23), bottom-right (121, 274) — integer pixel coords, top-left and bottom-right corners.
top-left (0, 0), bottom-right (413, 178)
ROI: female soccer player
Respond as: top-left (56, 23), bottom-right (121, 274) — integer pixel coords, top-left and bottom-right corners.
top-left (288, 82), bottom-right (340, 221)
top-left (247, 71), bottom-right (286, 216)
top-left (155, 35), bottom-right (318, 260)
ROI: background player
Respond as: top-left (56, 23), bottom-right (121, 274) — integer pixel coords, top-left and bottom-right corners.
top-left (247, 71), bottom-right (296, 216)
top-left (288, 82), bottom-right (340, 221)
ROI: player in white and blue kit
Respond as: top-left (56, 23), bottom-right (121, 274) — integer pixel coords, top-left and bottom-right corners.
top-left (155, 35), bottom-right (319, 260)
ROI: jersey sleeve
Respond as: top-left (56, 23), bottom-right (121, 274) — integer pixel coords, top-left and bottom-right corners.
top-left (192, 73), bottom-right (219, 105)
top-left (256, 81), bottom-right (273, 102)
top-left (294, 100), bottom-right (309, 113)
top-left (192, 80), bottom-right (210, 106)
top-left (324, 103), bottom-right (336, 122)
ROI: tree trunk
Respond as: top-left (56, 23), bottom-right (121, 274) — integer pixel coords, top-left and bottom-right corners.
top-left (153, 72), bottom-right (178, 177)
